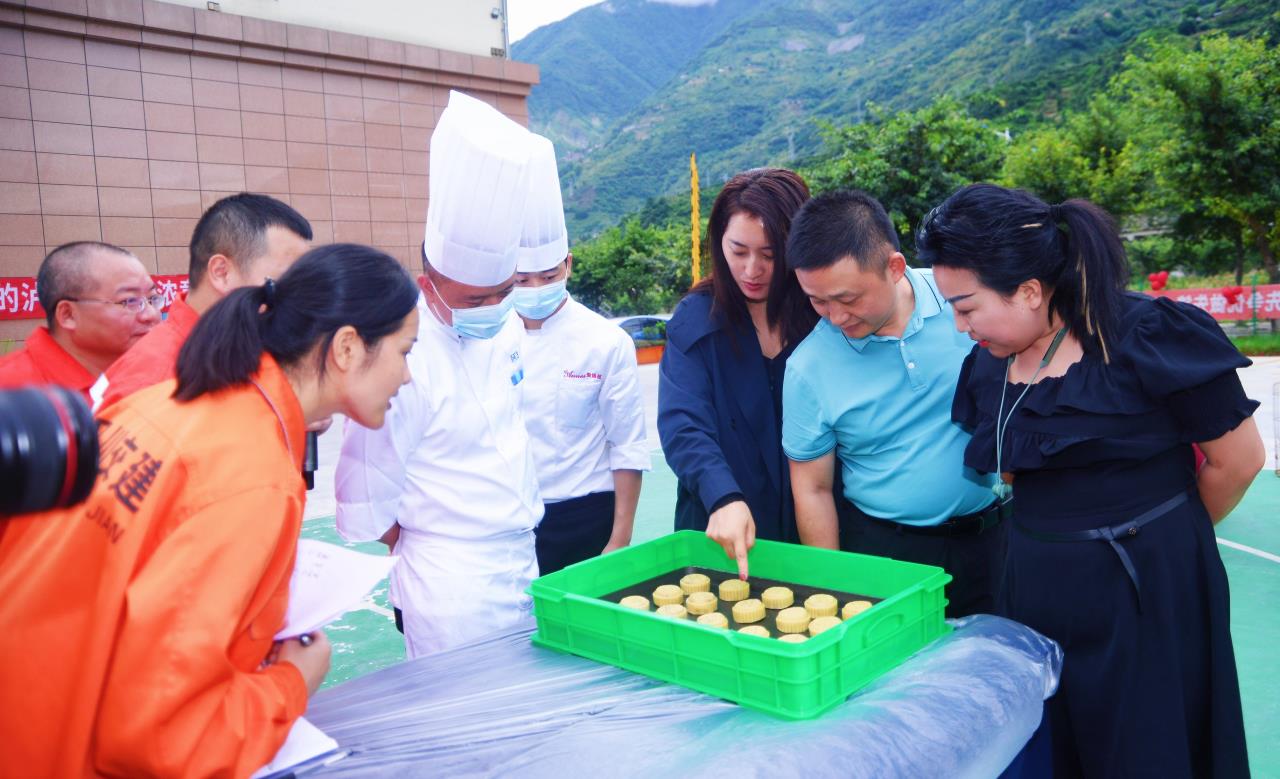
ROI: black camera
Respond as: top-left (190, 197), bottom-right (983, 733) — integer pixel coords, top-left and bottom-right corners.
top-left (0, 386), bottom-right (99, 516)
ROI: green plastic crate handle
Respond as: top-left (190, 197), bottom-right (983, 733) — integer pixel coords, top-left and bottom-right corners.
top-left (863, 609), bottom-right (906, 645)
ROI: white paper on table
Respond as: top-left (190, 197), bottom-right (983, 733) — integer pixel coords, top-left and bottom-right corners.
top-left (275, 539), bottom-right (398, 640)
top-left (250, 716), bottom-right (345, 778)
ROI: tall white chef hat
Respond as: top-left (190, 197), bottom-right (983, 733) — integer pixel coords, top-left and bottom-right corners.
top-left (515, 134), bottom-right (569, 273)
top-left (424, 90), bottom-right (534, 286)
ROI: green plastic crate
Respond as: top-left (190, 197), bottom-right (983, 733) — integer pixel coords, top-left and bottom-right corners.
top-left (529, 530), bottom-right (952, 720)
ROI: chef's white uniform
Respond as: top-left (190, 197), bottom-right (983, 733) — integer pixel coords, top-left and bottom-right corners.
top-left (336, 297), bottom-right (543, 657)
top-left (519, 296), bottom-right (650, 500)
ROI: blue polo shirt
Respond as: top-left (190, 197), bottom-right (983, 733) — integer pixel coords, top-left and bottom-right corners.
top-left (782, 266), bottom-right (995, 526)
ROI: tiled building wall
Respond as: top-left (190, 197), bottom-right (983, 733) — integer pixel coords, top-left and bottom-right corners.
top-left (0, 0), bottom-right (538, 343)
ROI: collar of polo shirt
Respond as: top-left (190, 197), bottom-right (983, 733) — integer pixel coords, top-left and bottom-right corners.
top-left (842, 266), bottom-right (944, 352)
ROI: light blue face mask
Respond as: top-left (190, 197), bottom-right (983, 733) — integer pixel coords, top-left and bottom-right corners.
top-left (512, 280), bottom-right (568, 320)
top-left (451, 294), bottom-right (513, 339)
top-left (427, 275), bottom-right (513, 340)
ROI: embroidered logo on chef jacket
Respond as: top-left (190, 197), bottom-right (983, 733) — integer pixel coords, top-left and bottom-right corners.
top-left (510, 349), bottom-right (523, 385)
top-left (559, 369), bottom-right (603, 428)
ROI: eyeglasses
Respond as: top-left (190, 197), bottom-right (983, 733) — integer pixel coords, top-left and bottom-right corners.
top-left (65, 294), bottom-right (167, 313)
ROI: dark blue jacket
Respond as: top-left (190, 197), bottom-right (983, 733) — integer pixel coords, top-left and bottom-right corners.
top-left (657, 292), bottom-right (798, 542)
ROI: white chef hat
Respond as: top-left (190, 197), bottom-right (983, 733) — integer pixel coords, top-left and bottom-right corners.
top-left (424, 90), bottom-right (534, 286)
top-left (515, 134), bottom-right (570, 273)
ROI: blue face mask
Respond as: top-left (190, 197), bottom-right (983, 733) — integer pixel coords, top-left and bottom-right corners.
top-left (451, 295), bottom-right (513, 340)
top-left (427, 276), bottom-right (513, 340)
top-left (512, 280), bottom-right (568, 320)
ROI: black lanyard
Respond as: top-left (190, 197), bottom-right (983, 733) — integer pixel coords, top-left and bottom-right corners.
top-left (993, 327), bottom-right (1069, 499)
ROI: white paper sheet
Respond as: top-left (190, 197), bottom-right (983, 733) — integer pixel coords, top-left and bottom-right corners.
top-left (275, 539), bottom-right (398, 640)
top-left (251, 716), bottom-right (345, 778)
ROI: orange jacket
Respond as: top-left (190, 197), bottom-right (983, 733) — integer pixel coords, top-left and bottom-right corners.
top-left (0, 326), bottom-right (95, 401)
top-left (0, 355), bottom-right (309, 779)
top-left (98, 296), bottom-right (200, 410)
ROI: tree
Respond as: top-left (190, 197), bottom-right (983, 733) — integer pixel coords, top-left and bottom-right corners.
top-left (1002, 124), bottom-right (1094, 206)
top-left (804, 97), bottom-right (1006, 253)
top-left (1115, 34), bottom-right (1280, 282)
top-left (569, 218), bottom-right (693, 315)
top-left (1003, 94), bottom-right (1143, 219)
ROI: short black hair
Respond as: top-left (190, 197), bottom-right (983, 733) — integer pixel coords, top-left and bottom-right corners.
top-left (175, 244), bottom-right (418, 401)
top-left (785, 190), bottom-right (900, 272)
top-left (188, 193), bottom-right (313, 288)
top-left (36, 241), bottom-right (133, 328)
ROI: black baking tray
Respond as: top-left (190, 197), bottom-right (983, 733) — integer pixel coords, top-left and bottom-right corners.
top-left (602, 565), bottom-right (881, 629)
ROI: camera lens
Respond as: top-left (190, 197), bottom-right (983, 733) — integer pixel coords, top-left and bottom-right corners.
top-left (0, 386), bottom-right (99, 515)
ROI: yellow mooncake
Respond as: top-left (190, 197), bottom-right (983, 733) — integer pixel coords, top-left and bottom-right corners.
top-left (761, 586), bottom-right (794, 609)
top-left (679, 573), bottom-right (711, 594)
top-left (731, 598), bottom-right (766, 624)
top-left (620, 595), bottom-right (650, 611)
top-left (842, 600), bottom-right (873, 619)
top-left (653, 584), bottom-right (685, 606)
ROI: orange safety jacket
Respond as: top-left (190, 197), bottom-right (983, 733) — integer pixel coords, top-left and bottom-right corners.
top-left (98, 296), bottom-right (200, 410)
top-left (0, 354), bottom-right (309, 779)
top-left (0, 326), bottom-right (96, 402)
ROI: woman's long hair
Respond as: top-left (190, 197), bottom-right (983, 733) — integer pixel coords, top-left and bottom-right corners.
top-left (692, 167), bottom-right (818, 348)
top-left (917, 183), bottom-right (1129, 361)
top-left (175, 243), bottom-right (419, 400)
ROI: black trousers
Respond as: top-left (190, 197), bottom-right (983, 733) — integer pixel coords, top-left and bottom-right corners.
top-left (842, 499), bottom-right (1008, 619)
top-left (535, 490), bottom-right (616, 576)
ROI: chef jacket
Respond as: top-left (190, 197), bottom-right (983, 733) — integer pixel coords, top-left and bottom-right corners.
top-left (335, 295), bottom-right (543, 657)
top-left (518, 296), bottom-right (650, 501)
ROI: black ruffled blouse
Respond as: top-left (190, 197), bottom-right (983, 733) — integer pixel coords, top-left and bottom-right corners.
top-left (952, 293), bottom-right (1258, 529)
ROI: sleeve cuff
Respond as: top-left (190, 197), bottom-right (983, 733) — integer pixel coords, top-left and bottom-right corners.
top-left (334, 500), bottom-right (398, 543)
top-left (709, 493), bottom-right (746, 514)
top-left (783, 443), bottom-right (835, 463)
top-left (1167, 370), bottom-right (1262, 443)
top-left (695, 469), bottom-right (742, 516)
top-left (608, 441), bottom-right (653, 472)
top-left (265, 661), bottom-right (310, 723)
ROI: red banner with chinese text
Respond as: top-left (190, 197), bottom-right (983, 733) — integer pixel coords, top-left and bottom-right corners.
top-left (0, 275), bottom-right (190, 321)
top-left (1149, 284), bottom-right (1280, 321)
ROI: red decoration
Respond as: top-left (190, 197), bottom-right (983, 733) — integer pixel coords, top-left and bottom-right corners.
top-left (1148, 271), bottom-right (1168, 291)
top-left (0, 275), bottom-right (189, 321)
top-left (1149, 283), bottom-right (1280, 321)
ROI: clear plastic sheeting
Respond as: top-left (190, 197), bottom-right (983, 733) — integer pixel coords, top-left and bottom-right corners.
top-left (306, 615), bottom-right (1062, 779)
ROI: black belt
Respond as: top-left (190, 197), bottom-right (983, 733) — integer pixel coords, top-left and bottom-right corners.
top-left (872, 497), bottom-right (1012, 538)
top-left (1014, 491), bottom-right (1189, 612)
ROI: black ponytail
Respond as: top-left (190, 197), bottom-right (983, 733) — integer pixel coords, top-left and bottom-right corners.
top-left (175, 243), bottom-right (418, 401)
top-left (917, 183), bottom-right (1129, 361)
top-left (1052, 198), bottom-right (1129, 361)
top-left (174, 284), bottom-right (271, 400)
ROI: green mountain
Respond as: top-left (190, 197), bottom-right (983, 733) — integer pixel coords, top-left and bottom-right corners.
top-left (513, 0), bottom-right (771, 158)
top-left (515, 0), bottom-right (1279, 238)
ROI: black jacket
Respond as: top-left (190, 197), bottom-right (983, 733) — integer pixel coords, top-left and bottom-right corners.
top-left (657, 292), bottom-right (799, 542)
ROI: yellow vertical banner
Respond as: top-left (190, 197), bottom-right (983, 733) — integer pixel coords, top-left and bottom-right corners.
top-left (690, 153), bottom-right (701, 285)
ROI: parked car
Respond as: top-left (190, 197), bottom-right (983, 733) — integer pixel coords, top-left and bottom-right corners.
top-left (610, 315), bottom-right (670, 365)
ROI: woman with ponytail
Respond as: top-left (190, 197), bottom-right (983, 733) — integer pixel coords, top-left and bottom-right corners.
top-left (919, 183), bottom-right (1262, 776)
top-left (0, 243), bottom-right (420, 778)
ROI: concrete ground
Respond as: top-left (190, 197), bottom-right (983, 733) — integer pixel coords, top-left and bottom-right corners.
top-left (303, 358), bottom-right (1280, 776)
